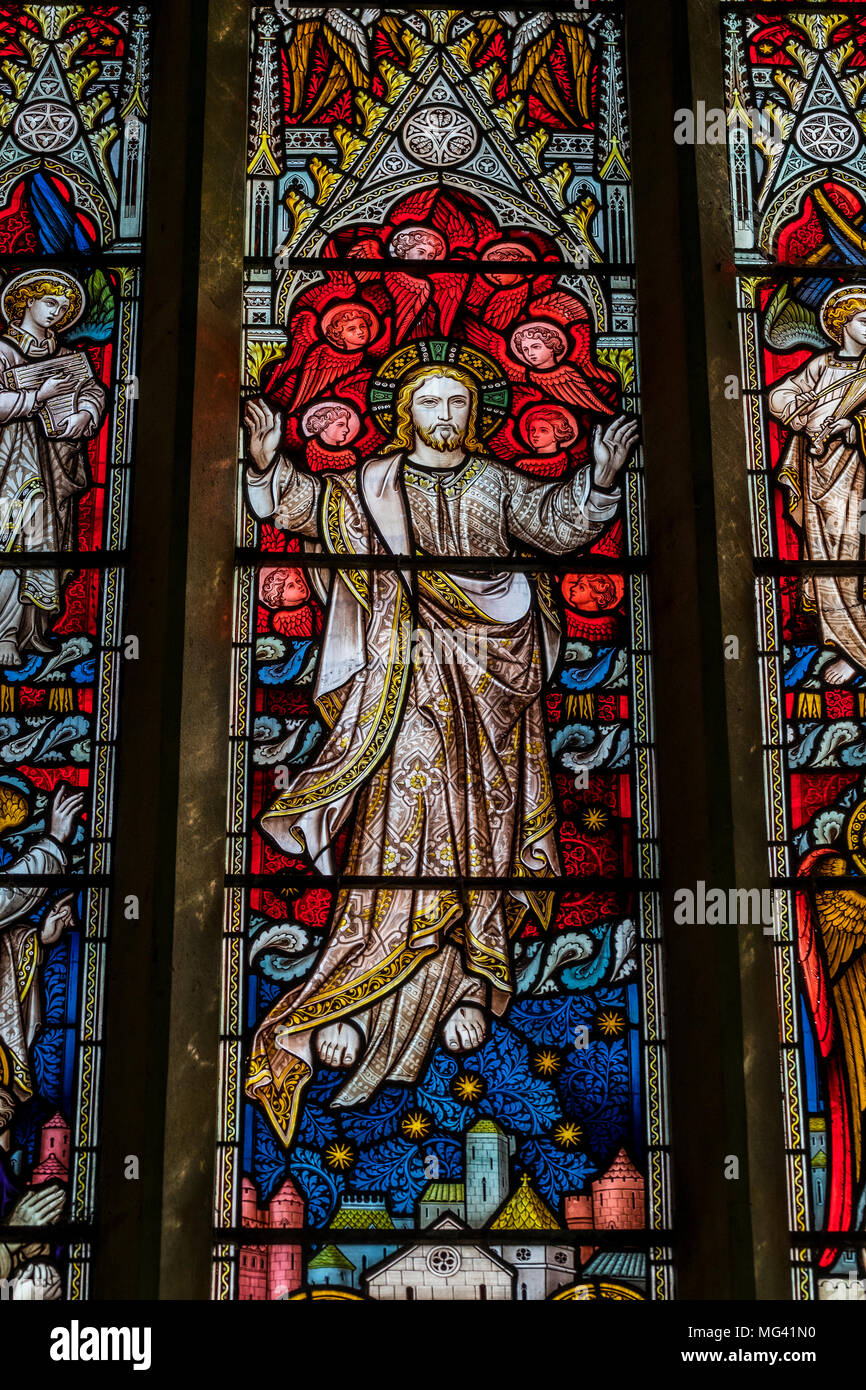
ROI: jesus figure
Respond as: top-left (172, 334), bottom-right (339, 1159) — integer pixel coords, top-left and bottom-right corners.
top-left (244, 364), bottom-right (637, 1146)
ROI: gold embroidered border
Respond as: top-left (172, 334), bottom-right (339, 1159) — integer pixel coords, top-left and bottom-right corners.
top-left (321, 476), bottom-right (370, 613)
top-left (266, 582), bottom-right (412, 819)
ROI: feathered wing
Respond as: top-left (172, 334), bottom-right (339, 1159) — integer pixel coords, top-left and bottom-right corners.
top-left (430, 271), bottom-right (468, 336)
top-left (67, 268), bottom-right (115, 344)
top-left (798, 849), bottom-right (866, 1263)
top-left (290, 343), bottom-right (362, 412)
top-left (282, 309), bottom-right (320, 369)
top-left (285, 18), bottom-right (321, 116)
top-left (530, 363), bottom-right (614, 413)
top-left (463, 317), bottom-right (525, 381)
top-left (510, 13), bottom-right (555, 80)
top-left (529, 289), bottom-right (588, 325)
top-left (484, 282), bottom-right (530, 332)
top-left (384, 270), bottom-right (431, 340)
top-left (561, 19), bottom-right (592, 122)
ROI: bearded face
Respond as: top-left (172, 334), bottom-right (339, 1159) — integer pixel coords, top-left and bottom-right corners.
top-left (415, 421), bottom-right (466, 452)
top-left (409, 375), bottom-right (471, 453)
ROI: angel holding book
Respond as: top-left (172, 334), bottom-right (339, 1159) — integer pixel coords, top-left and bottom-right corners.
top-left (0, 269), bottom-right (106, 668)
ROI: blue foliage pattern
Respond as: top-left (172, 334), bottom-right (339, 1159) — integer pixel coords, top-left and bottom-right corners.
top-left (251, 979), bottom-right (640, 1226)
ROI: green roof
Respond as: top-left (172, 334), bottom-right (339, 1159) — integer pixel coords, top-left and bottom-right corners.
top-left (467, 1118), bottom-right (504, 1135)
top-left (331, 1204), bottom-right (395, 1230)
top-left (308, 1244), bottom-right (355, 1272)
top-left (421, 1183), bottom-right (465, 1203)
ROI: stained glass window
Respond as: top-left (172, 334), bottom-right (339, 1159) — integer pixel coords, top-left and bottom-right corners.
top-left (214, 3), bottom-right (672, 1302)
top-left (0, 4), bottom-right (150, 1300)
top-left (723, 3), bottom-right (866, 1299)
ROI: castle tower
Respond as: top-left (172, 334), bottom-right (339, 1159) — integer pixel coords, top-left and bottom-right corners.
top-left (238, 1177), bottom-right (268, 1301)
top-left (564, 1192), bottom-right (596, 1266)
top-left (240, 1176), bottom-right (264, 1227)
top-left (464, 1118), bottom-right (513, 1229)
top-left (267, 1176), bottom-right (304, 1299)
top-left (32, 1113), bottom-right (70, 1185)
top-left (592, 1148), bottom-right (645, 1230)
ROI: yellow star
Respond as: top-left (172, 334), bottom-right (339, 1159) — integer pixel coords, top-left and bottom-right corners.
top-left (534, 1048), bottom-right (561, 1077)
top-left (596, 1009), bottom-right (624, 1037)
top-left (324, 1141), bottom-right (354, 1170)
top-left (401, 1111), bottom-right (431, 1140)
top-left (582, 806), bottom-right (609, 832)
top-left (554, 1121), bottom-right (583, 1148)
top-left (453, 1073), bottom-right (483, 1102)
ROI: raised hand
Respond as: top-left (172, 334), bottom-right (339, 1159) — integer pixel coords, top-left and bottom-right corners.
top-left (48, 783), bottom-right (85, 846)
top-left (245, 397), bottom-right (283, 473)
top-left (592, 414), bottom-right (639, 488)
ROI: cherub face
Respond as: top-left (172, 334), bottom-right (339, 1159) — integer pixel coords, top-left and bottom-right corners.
top-left (482, 242), bottom-right (534, 286)
top-left (390, 228), bottom-right (447, 261)
top-left (337, 315), bottom-right (371, 350)
top-left (529, 418), bottom-right (557, 451)
top-left (561, 572), bottom-right (621, 613)
top-left (517, 333), bottom-right (556, 368)
top-left (279, 569), bottom-right (310, 607)
top-left (260, 566), bottom-right (309, 609)
top-left (319, 412), bottom-right (352, 446)
top-left (27, 294), bottom-right (70, 330)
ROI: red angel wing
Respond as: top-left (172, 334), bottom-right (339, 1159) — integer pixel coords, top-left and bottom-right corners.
top-left (463, 317), bottom-right (525, 382)
top-left (530, 364), bottom-right (615, 413)
top-left (432, 199), bottom-right (474, 253)
top-left (390, 189), bottom-right (438, 224)
top-left (282, 309), bottom-right (319, 369)
top-left (290, 343), bottom-right (362, 412)
top-left (797, 847), bottom-right (866, 1265)
top-left (430, 271), bottom-right (469, 335)
top-left (529, 290), bottom-right (589, 325)
top-left (484, 283), bottom-right (530, 332)
top-left (385, 270), bottom-right (431, 340)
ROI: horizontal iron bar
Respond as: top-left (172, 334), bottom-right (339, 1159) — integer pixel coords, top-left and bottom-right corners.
top-left (225, 874), bottom-right (656, 891)
top-left (212, 1226), bottom-right (671, 1247)
top-left (235, 550), bottom-right (648, 572)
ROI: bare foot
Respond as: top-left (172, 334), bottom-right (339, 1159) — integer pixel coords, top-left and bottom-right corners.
top-left (442, 1005), bottom-right (487, 1053)
top-left (0, 640), bottom-right (21, 668)
top-left (825, 657), bottom-right (857, 685)
top-left (315, 1019), bottom-right (362, 1068)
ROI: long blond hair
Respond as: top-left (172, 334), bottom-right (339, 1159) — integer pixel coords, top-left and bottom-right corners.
top-left (388, 365), bottom-right (485, 453)
top-left (4, 277), bottom-right (82, 330)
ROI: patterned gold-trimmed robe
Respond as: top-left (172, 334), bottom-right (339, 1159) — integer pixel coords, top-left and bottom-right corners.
top-left (0, 837), bottom-right (66, 1099)
top-left (245, 447), bottom-right (619, 1145)
top-left (769, 351), bottom-right (866, 671)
